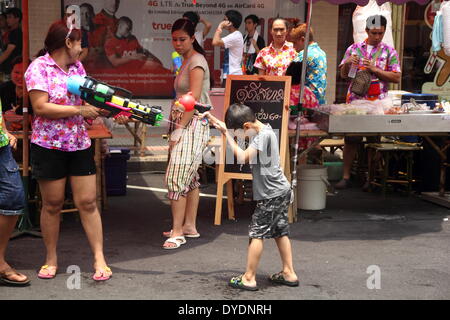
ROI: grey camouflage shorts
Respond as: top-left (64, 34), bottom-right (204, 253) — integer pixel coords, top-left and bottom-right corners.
top-left (249, 190), bottom-right (292, 239)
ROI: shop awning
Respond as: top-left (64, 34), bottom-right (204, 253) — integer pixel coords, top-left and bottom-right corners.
top-left (311, 0), bottom-right (429, 5)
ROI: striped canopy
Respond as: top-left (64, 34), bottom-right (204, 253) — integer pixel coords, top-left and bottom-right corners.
top-left (310, 0), bottom-right (430, 4)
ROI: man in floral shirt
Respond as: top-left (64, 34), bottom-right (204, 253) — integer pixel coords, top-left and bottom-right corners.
top-left (336, 15), bottom-right (401, 190)
top-left (254, 18), bottom-right (297, 76)
top-left (340, 15), bottom-right (401, 103)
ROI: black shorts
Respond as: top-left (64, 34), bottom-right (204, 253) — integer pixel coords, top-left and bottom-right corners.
top-left (30, 143), bottom-right (96, 180)
top-left (249, 190), bottom-right (292, 239)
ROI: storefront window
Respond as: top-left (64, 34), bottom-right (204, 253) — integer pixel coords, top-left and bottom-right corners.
top-left (402, 1), bottom-right (435, 93)
top-left (335, 1), bottom-right (449, 102)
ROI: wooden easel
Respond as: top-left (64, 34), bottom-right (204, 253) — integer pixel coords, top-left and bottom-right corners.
top-left (214, 75), bottom-right (292, 225)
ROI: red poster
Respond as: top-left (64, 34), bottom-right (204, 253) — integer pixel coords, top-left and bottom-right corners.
top-left (63, 0), bottom-right (277, 97)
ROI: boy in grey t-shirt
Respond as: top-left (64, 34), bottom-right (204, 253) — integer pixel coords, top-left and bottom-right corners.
top-left (249, 123), bottom-right (291, 201)
top-left (203, 104), bottom-right (298, 291)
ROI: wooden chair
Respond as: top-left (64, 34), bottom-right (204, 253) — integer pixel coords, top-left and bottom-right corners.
top-left (367, 142), bottom-right (422, 196)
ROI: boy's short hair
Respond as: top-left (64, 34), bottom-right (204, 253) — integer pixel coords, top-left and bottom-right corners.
top-left (225, 103), bottom-right (256, 130)
top-left (285, 60), bottom-right (303, 86)
top-left (6, 8), bottom-right (22, 22)
top-left (225, 10), bottom-right (242, 29)
top-left (245, 14), bottom-right (259, 25)
top-left (366, 15), bottom-right (387, 30)
top-left (183, 11), bottom-right (200, 28)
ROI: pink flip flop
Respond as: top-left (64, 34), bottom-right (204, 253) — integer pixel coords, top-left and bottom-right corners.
top-left (92, 266), bottom-right (112, 281)
top-left (37, 265), bottom-right (57, 279)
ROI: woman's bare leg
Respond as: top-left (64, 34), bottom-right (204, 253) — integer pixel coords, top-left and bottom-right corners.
top-left (163, 196), bottom-right (187, 248)
top-left (70, 175), bottom-right (109, 275)
top-left (38, 178), bottom-right (66, 273)
top-left (183, 188), bottom-right (200, 235)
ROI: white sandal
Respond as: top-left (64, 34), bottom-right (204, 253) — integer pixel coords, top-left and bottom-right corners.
top-left (163, 230), bottom-right (200, 238)
top-left (162, 236), bottom-right (186, 250)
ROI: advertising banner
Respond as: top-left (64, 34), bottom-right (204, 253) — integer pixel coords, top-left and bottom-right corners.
top-left (63, 0), bottom-right (276, 98)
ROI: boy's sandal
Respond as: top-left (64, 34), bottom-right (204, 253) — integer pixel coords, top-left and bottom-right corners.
top-left (229, 275), bottom-right (258, 291)
top-left (162, 236), bottom-right (186, 250)
top-left (269, 272), bottom-right (299, 287)
top-left (37, 265), bottom-right (58, 279)
top-left (93, 266), bottom-right (112, 281)
top-left (0, 268), bottom-right (30, 286)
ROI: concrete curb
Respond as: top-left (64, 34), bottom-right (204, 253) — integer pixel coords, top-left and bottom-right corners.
top-left (127, 156), bottom-right (168, 172)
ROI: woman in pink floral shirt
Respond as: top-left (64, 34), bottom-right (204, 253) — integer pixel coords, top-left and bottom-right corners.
top-left (25, 20), bottom-right (112, 281)
top-left (254, 18), bottom-right (297, 76)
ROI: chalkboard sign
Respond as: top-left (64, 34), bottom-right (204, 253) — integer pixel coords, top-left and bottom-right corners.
top-left (224, 75), bottom-right (290, 174)
top-left (213, 75), bottom-right (291, 225)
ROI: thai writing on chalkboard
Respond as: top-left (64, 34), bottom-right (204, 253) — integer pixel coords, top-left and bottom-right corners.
top-left (224, 76), bottom-right (289, 174)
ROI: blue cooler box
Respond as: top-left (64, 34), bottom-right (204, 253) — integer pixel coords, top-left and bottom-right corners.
top-left (105, 148), bottom-right (131, 196)
top-left (401, 93), bottom-right (438, 109)
top-left (400, 93), bottom-right (438, 143)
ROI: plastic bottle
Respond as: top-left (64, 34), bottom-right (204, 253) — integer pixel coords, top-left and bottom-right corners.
top-left (348, 54), bottom-right (358, 78)
top-left (348, 63), bottom-right (358, 78)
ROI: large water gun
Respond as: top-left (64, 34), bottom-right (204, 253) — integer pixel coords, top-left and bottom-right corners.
top-left (173, 92), bottom-right (213, 114)
top-left (67, 76), bottom-right (164, 126)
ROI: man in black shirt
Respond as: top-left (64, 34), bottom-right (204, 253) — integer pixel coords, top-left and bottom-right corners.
top-left (242, 14), bottom-right (265, 75)
top-left (0, 8), bottom-right (22, 77)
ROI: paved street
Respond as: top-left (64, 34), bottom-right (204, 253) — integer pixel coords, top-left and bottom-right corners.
top-left (1, 171), bottom-right (449, 300)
